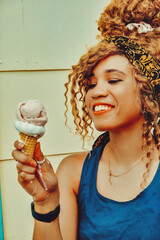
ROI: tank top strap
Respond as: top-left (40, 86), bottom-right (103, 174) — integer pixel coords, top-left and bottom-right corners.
top-left (78, 132), bottom-right (110, 198)
top-left (79, 144), bottom-right (103, 186)
top-left (92, 131), bottom-right (110, 149)
top-left (78, 138), bottom-right (108, 210)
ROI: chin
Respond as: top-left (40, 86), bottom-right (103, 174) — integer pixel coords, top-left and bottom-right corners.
top-left (94, 124), bottom-right (112, 132)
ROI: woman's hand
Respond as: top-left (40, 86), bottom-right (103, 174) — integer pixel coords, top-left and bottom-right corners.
top-left (12, 141), bottom-right (59, 204)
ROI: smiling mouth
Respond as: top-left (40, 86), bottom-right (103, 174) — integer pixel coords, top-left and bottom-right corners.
top-left (93, 104), bottom-right (114, 115)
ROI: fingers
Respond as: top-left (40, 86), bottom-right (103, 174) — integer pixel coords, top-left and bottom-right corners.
top-left (34, 142), bottom-right (52, 168)
top-left (16, 162), bottom-right (36, 174)
top-left (12, 149), bottom-right (37, 167)
top-left (12, 140), bottom-right (37, 167)
top-left (16, 162), bottom-right (36, 185)
top-left (34, 142), bottom-right (44, 162)
top-left (18, 172), bottom-right (35, 184)
top-left (14, 140), bottom-right (25, 150)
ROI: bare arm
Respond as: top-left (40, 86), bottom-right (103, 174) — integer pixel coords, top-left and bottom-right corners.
top-left (12, 141), bottom-right (86, 240)
top-left (33, 193), bottom-right (63, 240)
top-left (56, 155), bottom-right (84, 240)
top-left (33, 155), bottom-right (82, 240)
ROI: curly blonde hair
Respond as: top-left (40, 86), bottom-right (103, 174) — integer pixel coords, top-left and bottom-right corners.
top-left (65, 43), bottom-right (123, 142)
top-left (64, 0), bottom-right (160, 187)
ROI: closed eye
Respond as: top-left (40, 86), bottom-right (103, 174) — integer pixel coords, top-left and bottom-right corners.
top-left (108, 79), bottom-right (122, 84)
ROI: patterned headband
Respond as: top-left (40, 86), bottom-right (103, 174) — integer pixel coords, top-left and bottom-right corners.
top-left (92, 36), bottom-right (160, 149)
top-left (103, 36), bottom-right (160, 107)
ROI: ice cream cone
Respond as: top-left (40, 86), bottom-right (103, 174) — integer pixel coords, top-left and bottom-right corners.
top-left (20, 132), bottom-right (38, 158)
top-left (15, 100), bottom-right (48, 158)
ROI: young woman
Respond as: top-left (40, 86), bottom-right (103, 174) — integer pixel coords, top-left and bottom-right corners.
top-left (12, 0), bottom-right (160, 239)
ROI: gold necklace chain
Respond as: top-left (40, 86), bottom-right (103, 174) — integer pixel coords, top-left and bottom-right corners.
top-left (108, 147), bottom-right (142, 185)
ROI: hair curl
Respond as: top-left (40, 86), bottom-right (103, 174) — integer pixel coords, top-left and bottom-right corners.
top-left (64, 42), bottom-right (124, 143)
top-left (64, 0), bottom-right (160, 187)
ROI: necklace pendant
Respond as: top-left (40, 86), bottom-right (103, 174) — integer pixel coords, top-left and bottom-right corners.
top-left (109, 170), bottom-right (112, 185)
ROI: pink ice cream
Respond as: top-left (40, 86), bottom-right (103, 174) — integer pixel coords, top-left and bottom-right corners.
top-left (15, 100), bottom-right (48, 138)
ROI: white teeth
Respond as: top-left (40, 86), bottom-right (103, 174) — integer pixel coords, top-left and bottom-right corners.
top-left (94, 105), bottom-right (112, 112)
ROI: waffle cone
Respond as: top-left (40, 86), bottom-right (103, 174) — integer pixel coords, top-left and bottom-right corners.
top-left (20, 132), bottom-right (38, 158)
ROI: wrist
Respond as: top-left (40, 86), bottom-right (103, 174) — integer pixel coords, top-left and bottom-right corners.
top-left (34, 192), bottom-right (60, 214)
top-left (31, 202), bottom-right (60, 223)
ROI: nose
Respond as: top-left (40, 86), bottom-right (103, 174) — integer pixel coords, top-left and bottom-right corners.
top-left (91, 82), bottom-right (109, 99)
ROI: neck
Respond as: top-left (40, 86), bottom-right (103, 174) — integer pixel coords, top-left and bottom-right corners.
top-left (105, 117), bottom-right (146, 168)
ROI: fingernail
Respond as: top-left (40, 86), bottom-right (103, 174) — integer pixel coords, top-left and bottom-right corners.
top-left (30, 160), bottom-right (37, 167)
top-left (19, 142), bottom-right (24, 148)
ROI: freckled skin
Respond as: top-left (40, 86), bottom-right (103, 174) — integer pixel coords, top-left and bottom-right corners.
top-left (85, 55), bottom-right (143, 132)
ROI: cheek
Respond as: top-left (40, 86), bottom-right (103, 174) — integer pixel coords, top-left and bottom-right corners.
top-left (125, 81), bottom-right (142, 107)
top-left (133, 87), bottom-right (142, 112)
top-left (123, 89), bottom-right (142, 118)
top-left (118, 85), bottom-right (142, 117)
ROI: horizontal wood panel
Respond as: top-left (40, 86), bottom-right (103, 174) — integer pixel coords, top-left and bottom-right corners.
top-left (0, 70), bottom-right (100, 160)
top-left (0, 0), bottom-right (109, 70)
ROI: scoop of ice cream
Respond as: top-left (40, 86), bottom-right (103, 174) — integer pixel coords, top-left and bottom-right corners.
top-left (15, 100), bottom-right (48, 137)
top-left (16, 100), bottom-right (47, 126)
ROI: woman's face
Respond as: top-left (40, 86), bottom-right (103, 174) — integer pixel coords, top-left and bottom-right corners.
top-left (85, 55), bottom-right (143, 132)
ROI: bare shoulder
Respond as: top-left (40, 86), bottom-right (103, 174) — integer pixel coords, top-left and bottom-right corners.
top-left (56, 151), bottom-right (89, 195)
top-left (57, 151), bottom-right (89, 170)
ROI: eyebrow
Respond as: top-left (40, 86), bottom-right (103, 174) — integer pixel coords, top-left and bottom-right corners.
top-left (104, 69), bottom-right (127, 76)
top-left (89, 69), bottom-right (127, 78)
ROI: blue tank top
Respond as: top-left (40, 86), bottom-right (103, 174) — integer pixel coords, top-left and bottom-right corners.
top-left (77, 144), bottom-right (160, 240)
